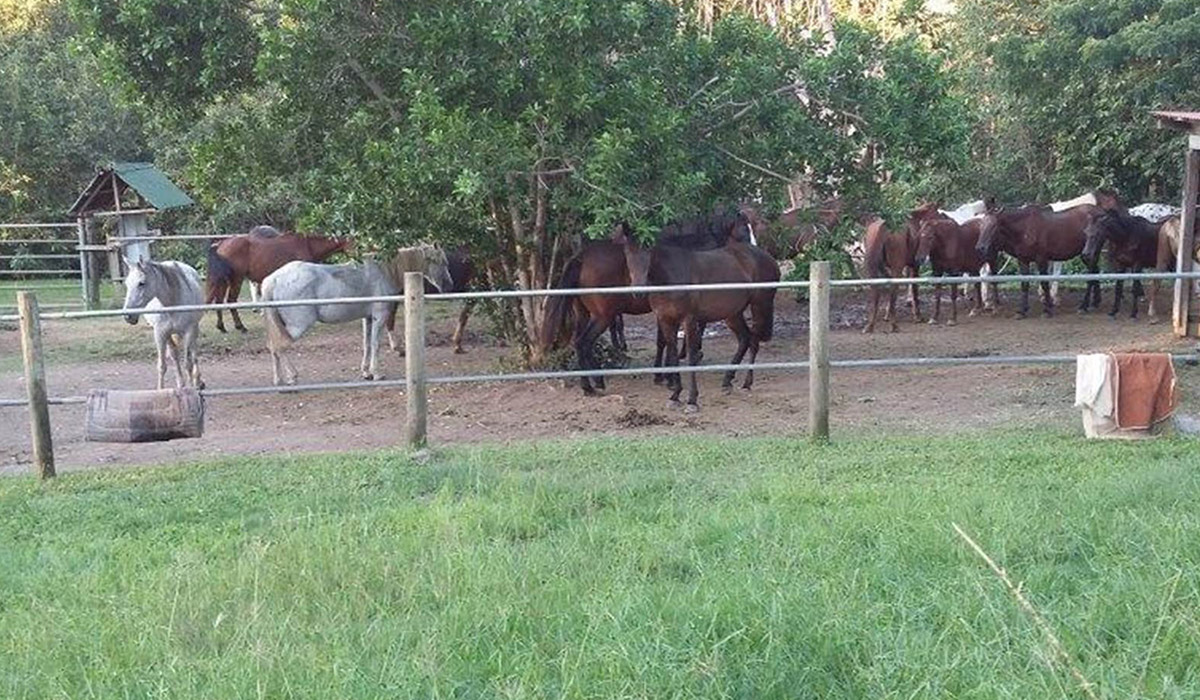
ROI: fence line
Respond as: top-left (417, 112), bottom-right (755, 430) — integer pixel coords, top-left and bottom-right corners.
top-left (5, 263), bottom-right (1200, 476)
top-left (0, 238), bottom-right (78, 245)
top-left (0, 222), bottom-right (77, 230)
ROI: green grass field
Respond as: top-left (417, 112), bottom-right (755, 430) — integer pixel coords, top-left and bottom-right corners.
top-left (1, 434), bottom-right (1198, 698)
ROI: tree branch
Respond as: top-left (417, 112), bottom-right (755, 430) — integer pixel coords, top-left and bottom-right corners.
top-left (345, 57), bottom-right (402, 122)
top-left (709, 144), bottom-right (795, 184)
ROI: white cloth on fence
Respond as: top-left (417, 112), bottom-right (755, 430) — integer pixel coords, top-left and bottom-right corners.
top-left (1074, 353), bottom-right (1153, 440)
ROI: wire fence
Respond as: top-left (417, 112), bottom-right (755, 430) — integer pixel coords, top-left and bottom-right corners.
top-left (3, 265), bottom-right (1199, 475)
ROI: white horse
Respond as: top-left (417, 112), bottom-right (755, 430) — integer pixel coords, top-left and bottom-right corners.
top-left (122, 259), bottom-right (205, 390)
top-left (261, 245), bottom-right (453, 385)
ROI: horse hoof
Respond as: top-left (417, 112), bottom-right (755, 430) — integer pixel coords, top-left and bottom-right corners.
top-left (862, 326), bottom-right (874, 334)
top-left (890, 324), bottom-right (900, 333)
top-left (721, 385), bottom-right (733, 395)
top-left (946, 320), bottom-right (956, 327)
top-left (453, 347), bottom-right (466, 355)
top-left (683, 403), bottom-right (699, 414)
top-left (667, 399), bottom-right (683, 410)
top-left (927, 318), bottom-right (936, 326)
top-left (197, 381), bottom-right (206, 390)
top-left (216, 326), bottom-right (227, 334)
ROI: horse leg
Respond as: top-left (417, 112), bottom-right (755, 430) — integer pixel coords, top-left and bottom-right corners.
top-left (1039, 261), bottom-right (1053, 316)
top-left (250, 281), bottom-right (263, 315)
top-left (722, 314), bottom-right (752, 393)
top-left (153, 325), bottom-right (170, 390)
top-left (1130, 276), bottom-right (1144, 319)
top-left (452, 299), bottom-right (475, 354)
top-left (1049, 261), bottom-right (1062, 307)
top-left (1016, 261), bottom-right (1031, 318)
top-left (184, 325), bottom-right (203, 389)
top-left (909, 277), bottom-right (922, 323)
top-left (887, 284), bottom-right (899, 332)
top-left (385, 302), bottom-right (404, 356)
top-left (1110, 276), bottom-right (1124, 318)
top-left (609, 314), bottom-right (626, 352)
top-left (362, 318), bottom-right (373, 378)
top-left (209, 280), bottom-right (228, 333)
top-left (683, 318), bottom-right (703, 412)
top-left (741, 323), bottom-right (760, 391)
top-left (929, 284), bottom-right (941, 325)
top-left (368, 311), bottom-right (386, 380)
top-left (574, 317), bottom-right (605, 395)
top-left (863, 287), bottom-right (879, 334)
top-left (660, 318), bottom-right (684, 406)
top-left (948, 283), bottom-right (959, 326)
top-left (228, 274), bottom-right (248, 333)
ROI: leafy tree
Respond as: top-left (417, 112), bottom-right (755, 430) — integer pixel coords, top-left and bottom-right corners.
top-left (953, 0), bottom-right (1200, 204)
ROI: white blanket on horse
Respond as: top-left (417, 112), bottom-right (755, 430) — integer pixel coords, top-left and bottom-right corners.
top-left (1129, 203), bottom-right (1180, 222)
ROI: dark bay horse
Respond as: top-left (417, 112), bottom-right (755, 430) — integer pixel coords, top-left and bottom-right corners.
top-left (541, 211), bottom-right (753, 394)
top-left (381, 245), bottom-right (477, 354)
top-left (207, 230), bottom-right (350, 332)
top-left (616, 230), bottom-right (779, 412)
top-left (861, 217), bottom-right (919, 333)
top-left (975, 205), bottom-right (1101, 317)
top-left (913, 217), bottom-right (999, 325)
top-left (1082, 211), bottom-right (1160, 319)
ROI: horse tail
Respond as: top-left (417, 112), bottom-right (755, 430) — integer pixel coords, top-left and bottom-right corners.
top-left (206, 244), bottom-right (235, 298)
top-left (540, 254), bottom-right (583, 350)
top-left (261, 280), bottom-right (294, 351)
top-left (752, 257), bottom-right (779, 343)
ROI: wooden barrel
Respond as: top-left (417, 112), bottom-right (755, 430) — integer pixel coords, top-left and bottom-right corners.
top-left (85, 388), bottom-right (204, 443)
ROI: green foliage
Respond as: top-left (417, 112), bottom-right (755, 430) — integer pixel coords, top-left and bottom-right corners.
top-left (2, 434), bottom-right (1200, 697)
top-left (953, 0), bottom-right (1200, 204)
top-left (67, 0), bottom-right (259, 116)
top-left (0, 2), bottom-right (147, 221)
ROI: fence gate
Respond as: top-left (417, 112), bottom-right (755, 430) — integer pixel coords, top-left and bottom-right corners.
top-left (0, 222), bottom-right (87, 312)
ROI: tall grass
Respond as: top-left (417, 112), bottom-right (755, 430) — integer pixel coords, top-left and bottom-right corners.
top-left (1, 434), bottom-right (1198, 698)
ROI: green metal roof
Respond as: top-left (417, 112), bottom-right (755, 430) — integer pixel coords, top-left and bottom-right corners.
top-left (68, 162), bottom-right (194, 216)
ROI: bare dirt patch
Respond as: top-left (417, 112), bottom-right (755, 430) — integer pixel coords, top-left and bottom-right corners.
top-left (1, 287), bottom-right (1197, 473)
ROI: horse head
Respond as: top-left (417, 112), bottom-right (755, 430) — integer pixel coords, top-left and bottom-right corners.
top-left (913, 220), bottom-right (939, 268)
top-left (975, 213), bottom-right (1004, 259)
top-left (611, 222), bottom-right (652, 287)
top-left (422, 245), bottom-right (455, 293)
top-left (122, 258), bottom-right (157, 325)
top-left (1082, 211), bottom-right (1123, 264)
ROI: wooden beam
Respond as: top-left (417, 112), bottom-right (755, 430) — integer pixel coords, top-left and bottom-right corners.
top-left (1173, 146), bottom-right (1199, 335)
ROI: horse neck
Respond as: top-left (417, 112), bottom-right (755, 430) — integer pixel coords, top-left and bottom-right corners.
top-left (308, 237), bottom-right (344, 260)
top-left (147, 265), bottom-right (180, 305)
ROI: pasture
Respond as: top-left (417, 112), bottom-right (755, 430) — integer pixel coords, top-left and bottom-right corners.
top-left (1, 433), bottom-right (1198, 698)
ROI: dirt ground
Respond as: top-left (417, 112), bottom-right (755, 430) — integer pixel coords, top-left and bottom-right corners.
top-left (2, 286), bottom-right (1198, 473)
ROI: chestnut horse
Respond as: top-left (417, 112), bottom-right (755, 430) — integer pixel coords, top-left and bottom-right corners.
top-left (615, 229), bottom-right (778, 412)
top-left (207, 230), bottom-right (350, 333)
top-left (1082, 210), bottom-right (1159, 319)
top-left (1148, 217), bottom-right (1198, 323)
top-left (913, 217), bottom-right (999, 325)
top-left (861, 217), bottom-right (919, 333)
top-left (975, 205), bottom-right (1102, 317)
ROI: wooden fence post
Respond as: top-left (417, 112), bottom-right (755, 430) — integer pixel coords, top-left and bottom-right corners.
top-left (17, 292), bottom-right (55, 478)
top-left (1174, 143), bottom-right (1199, 336)
top-left (404, 271), bottom-right (428, 449)
top-left (809, 261), bottom-right (830, 442)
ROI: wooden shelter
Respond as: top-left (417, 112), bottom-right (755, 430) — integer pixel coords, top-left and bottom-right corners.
top-left (67, 163), bottom-right (193, 308)
top-left (1152, 110), bottom-right (1200, 337)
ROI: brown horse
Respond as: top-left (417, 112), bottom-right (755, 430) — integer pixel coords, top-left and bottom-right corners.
top-left (975, 205), bottom-right (1102, 317)
top-left (615, 230), bottom-right (779, 412)
top-left (861, 217), bottom-right (919, 333)
top-left (913, 217), bottom-right (999, 325)
top-left (207, 230), bottom-right (350, 333)
top-left (541, 211), bottom-right (754, 394)
top-left (1082, 210), bottom-right (1160, 319)
top-left (1148, 217), bottom-right (1198, 323)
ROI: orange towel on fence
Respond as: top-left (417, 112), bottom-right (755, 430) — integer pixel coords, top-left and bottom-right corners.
top-left (1113, 353), bottom-right (1177, 430)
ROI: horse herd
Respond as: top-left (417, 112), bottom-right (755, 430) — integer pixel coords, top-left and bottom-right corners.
top-left (117, 191), bottom-right (1192, 412)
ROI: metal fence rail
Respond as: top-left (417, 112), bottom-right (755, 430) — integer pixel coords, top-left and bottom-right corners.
top-left (4, 265), bottom-right (1199, 477)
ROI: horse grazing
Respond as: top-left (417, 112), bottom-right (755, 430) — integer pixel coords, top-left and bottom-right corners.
top-left (975, 204), bottom-right (1102, 317)
top-left (913, 217), bottom-right (998, 325)
top-left (861, 217), bottom-right (919, 333)
top-left (1149, 217), bottom-right (1200, 323)
top-left (206, 229), bottom-right (350, 333)
top-left (615, 229), bottom-right (778, 412)
top-left (122, 259), bottom-right (205, 390)
top-left (261, 246), bottom-right (453, 385)
top-left (383, 245), bottom-right (477, 355)
top-left (1082, 210), bottom-right (1160, 318)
